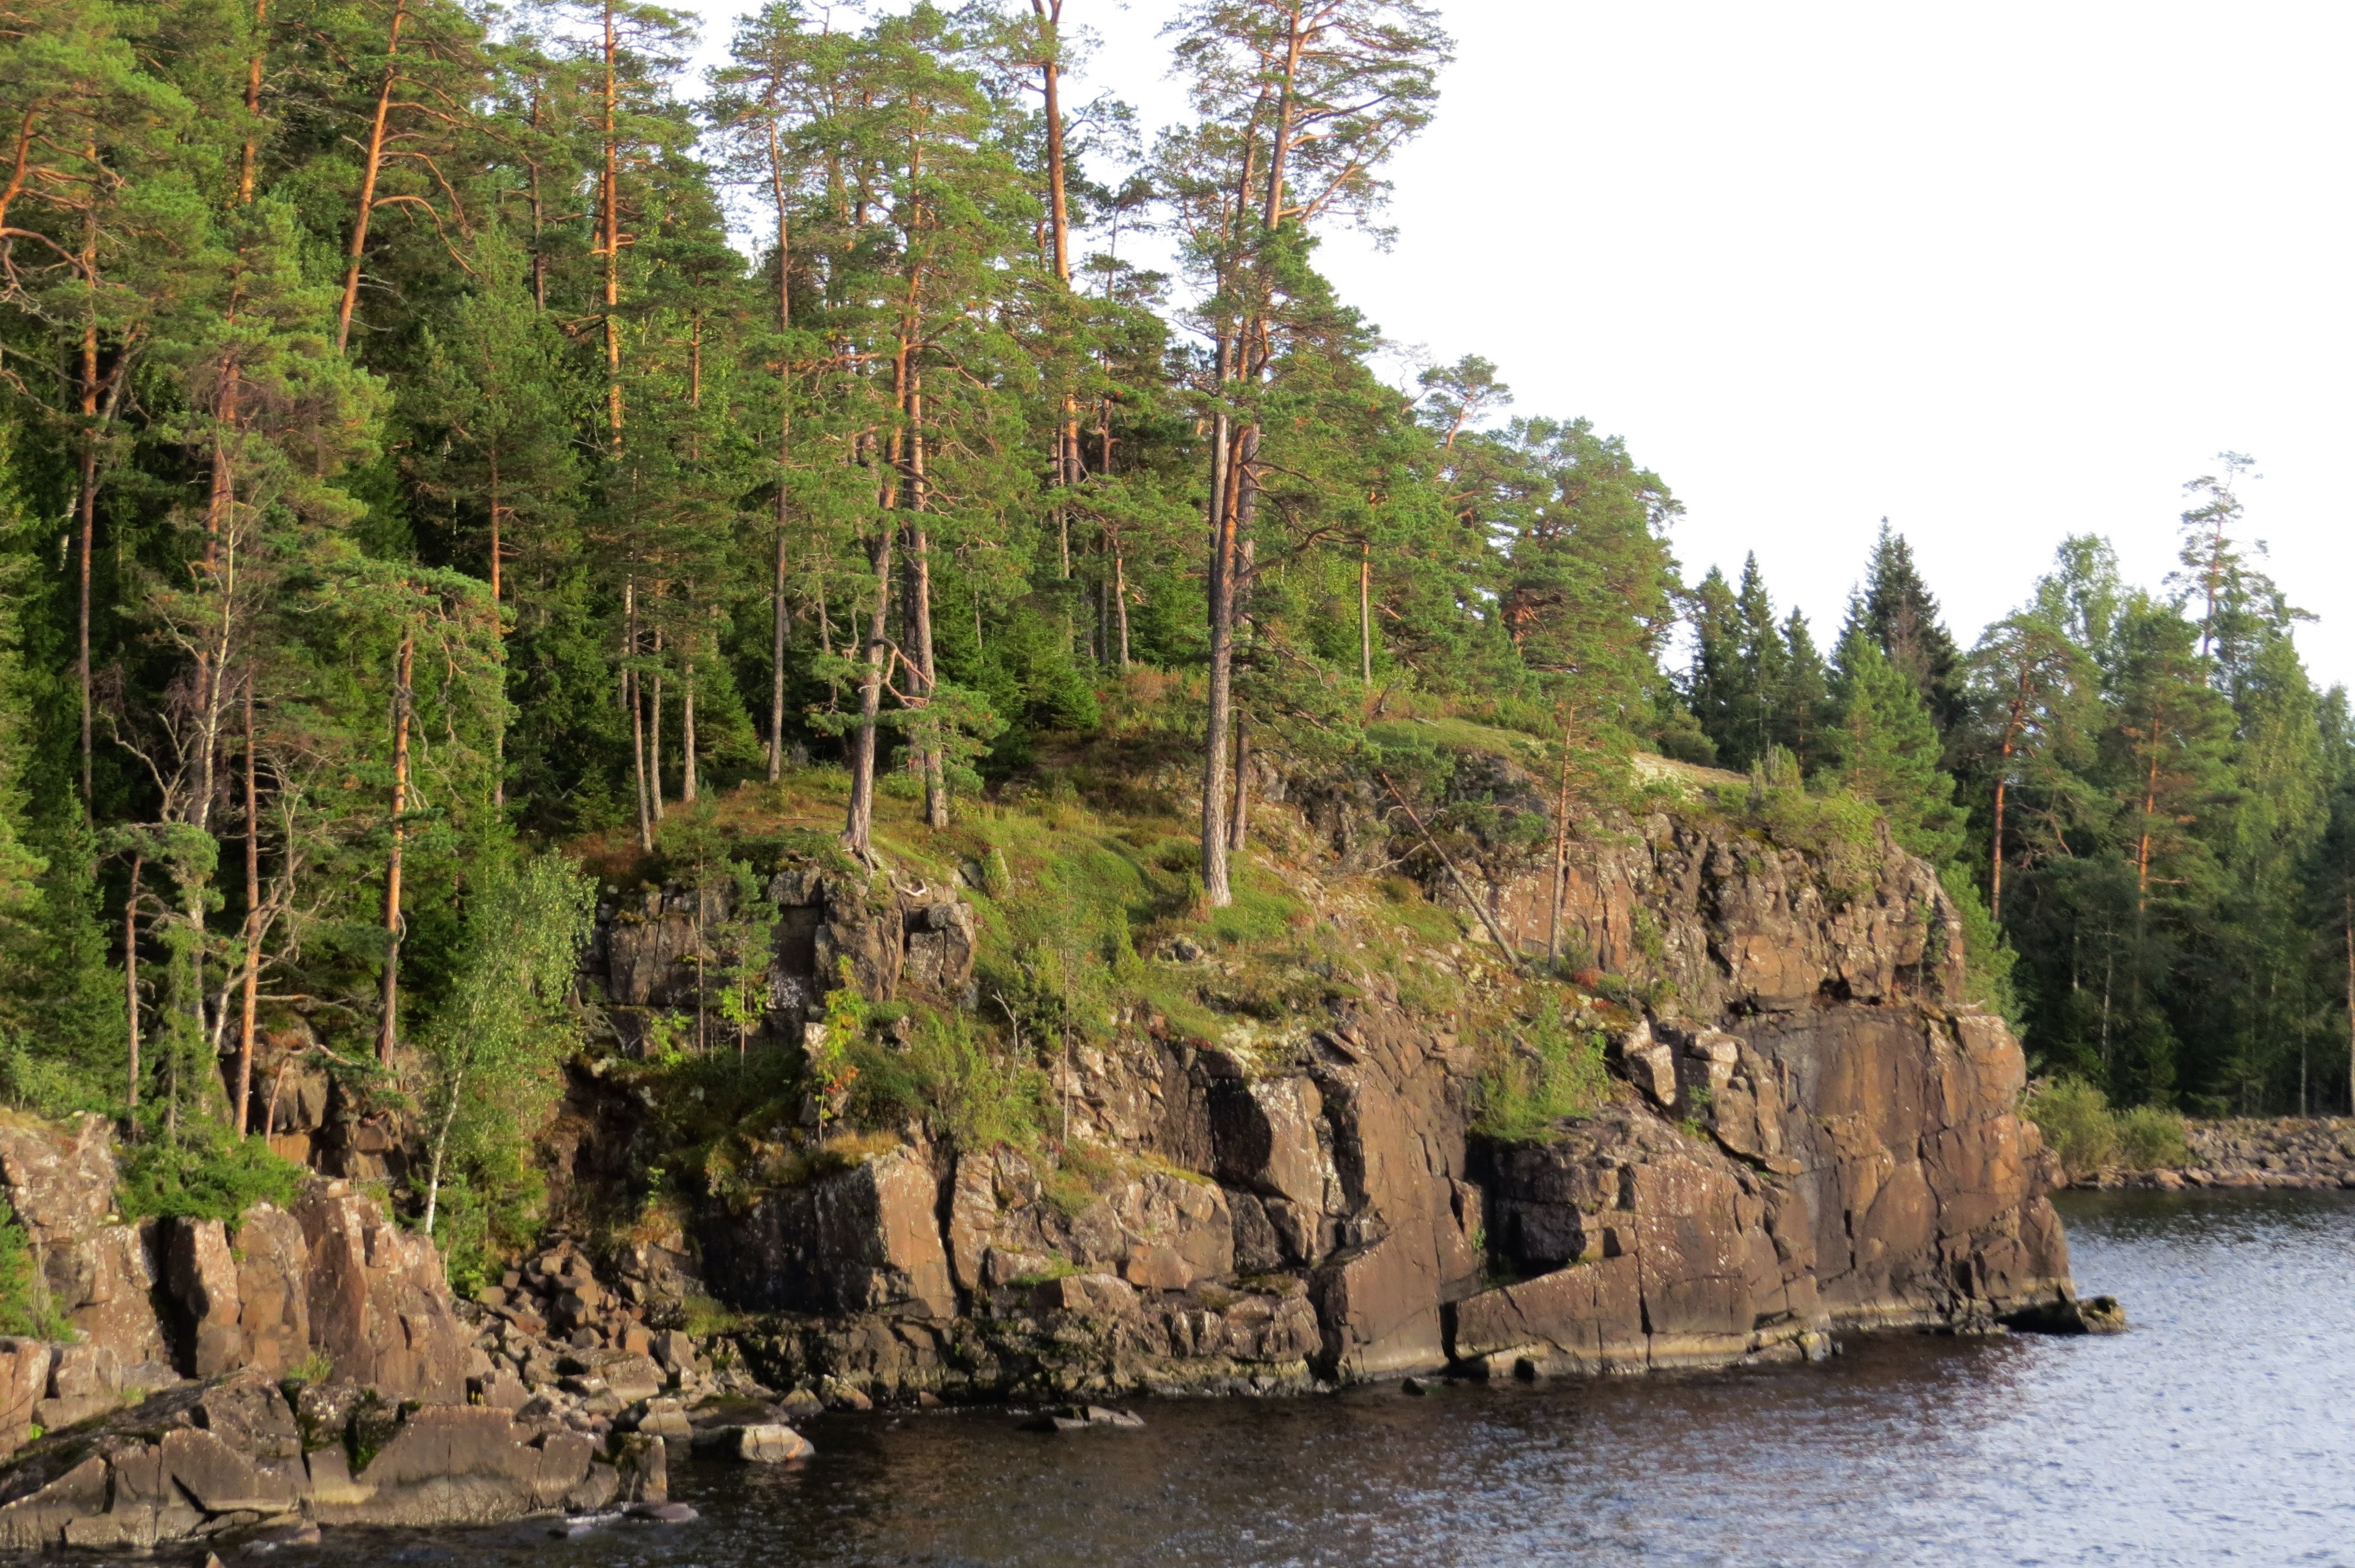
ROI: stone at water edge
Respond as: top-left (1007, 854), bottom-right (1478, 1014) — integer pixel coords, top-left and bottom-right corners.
top-left (1022, 1404), bottom-right (1145, 1431)
top-left (2080, 1295), bottom-right (2129, 1334)
top-left (691, 1423), bottom-right (813, 1463)
top-left (629, 1501), bottom-right (699, 1523)
top-left (1399, 1377), bottom-right (1429, 1397)
top-left (237, 1520), bottom-right (321, 1554)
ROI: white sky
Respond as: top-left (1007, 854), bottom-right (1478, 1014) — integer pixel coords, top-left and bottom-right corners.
top-left (678, 0), bottom-right (2355, 690)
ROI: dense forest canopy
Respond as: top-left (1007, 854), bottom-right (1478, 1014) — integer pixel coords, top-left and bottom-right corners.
top-left (2, 0), bottom-right (2351, 1241)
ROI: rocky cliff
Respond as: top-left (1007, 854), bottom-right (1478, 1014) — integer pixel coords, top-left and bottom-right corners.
top-left (0, 1118), bottom-right (679, 1553)
top-left (0, 740), bottom-right (2097, 1552)
top-left (566, 746), bottom-right (2087, 1402)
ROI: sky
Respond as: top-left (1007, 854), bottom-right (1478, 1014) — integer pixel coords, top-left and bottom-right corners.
top-left (676, 1), bottom-right (2355, 689)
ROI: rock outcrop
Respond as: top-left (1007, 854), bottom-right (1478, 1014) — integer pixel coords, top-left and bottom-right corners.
top-left (0, 1114), bottom-right (683, 1552)
top-left (664, 759), bottom-right (2081, 1403)
top-left (0, 1370), bottom-right (661, 1552)
top-left (588, 866), bottom-right (979, 1054)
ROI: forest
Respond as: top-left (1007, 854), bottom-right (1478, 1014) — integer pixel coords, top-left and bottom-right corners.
top-left (1, 0), bottom-right (2351, 1248)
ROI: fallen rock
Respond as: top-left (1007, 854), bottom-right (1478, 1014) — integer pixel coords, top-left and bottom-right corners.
top-left (628, 1500), bottom-right (698, 1523)
top-left (1021, 1404), bottom-right (1143, 1431)
top-left (691, 1423), bottom-right (812, 1463)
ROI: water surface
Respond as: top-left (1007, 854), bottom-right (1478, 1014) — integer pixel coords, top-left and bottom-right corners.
top-left (319, 1190), bottom-right (2355, 1567)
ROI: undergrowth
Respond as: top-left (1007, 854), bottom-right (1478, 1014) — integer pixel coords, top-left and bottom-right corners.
top-left (1472, 995), bottom-right (1610, 1144)
top-left (118, 1132), bottom-right (304, 1223)
top-left (2024, 1077), bottom-right (2187, 1177)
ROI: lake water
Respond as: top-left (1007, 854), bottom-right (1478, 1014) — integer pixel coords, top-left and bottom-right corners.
top-left (316, 1189), bottom-right (2355, 1568)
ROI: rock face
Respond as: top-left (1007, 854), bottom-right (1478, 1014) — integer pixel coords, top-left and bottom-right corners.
top-left (291, 1185), bottom-right (472, 1403)
top-left (0, 1123), bottom-right (685, 1552)
top-left (588, 867), bottom-right (979, 1055)
top-left (0, 1371), bottom-right (653, 1552)
top-left (0, 1111), bottom-right (477, 1468)
top-left (676, 769), bottom-right (2078, 1403)
top-left (704, 1148), bottom-right (956, 1320)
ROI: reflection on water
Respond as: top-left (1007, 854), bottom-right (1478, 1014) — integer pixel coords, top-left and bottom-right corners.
top-left (311, 1190), bottom-right (2355, 1568)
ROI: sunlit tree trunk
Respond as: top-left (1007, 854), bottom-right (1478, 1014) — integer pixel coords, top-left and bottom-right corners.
top-left (376, 630), bottom-right (413, 1063)
top-left (334, 0), bottom-right (409, 353)
top-left (235, 680), bottom-right (261, 1133)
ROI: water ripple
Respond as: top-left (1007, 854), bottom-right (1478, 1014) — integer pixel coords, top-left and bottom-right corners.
top-left (306, 1189), bottom-right (2355, 1568)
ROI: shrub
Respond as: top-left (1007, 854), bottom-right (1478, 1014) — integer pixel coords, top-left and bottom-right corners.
top-left (1473, 996), bottom-right (1608, 1144)
top-left (0, 1214), bottom-right (61, 1338)
top-left (119, 1132), bottom-right (304, 1223)
top-left (2024, 1077), bottom-right (2118, 1177)
top-left (2116, 1104), bottom-right (2188, 1171)
top-left (844, 1007), bottom-right (1052, 1152)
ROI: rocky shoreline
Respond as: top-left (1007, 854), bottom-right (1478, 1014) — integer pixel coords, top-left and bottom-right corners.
top-left (2071, 1117), bottom-right (2355, 1192)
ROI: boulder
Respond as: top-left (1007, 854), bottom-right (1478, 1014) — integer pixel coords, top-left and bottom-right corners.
top-left (691, 1423), bottom-right (811, 1463)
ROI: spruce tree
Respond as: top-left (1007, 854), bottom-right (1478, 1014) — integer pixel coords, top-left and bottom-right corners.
top-left (1829, 622), bottom-right (1965, 866)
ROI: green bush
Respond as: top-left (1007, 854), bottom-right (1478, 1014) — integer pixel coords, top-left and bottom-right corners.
top-left (0, 1214), bottom-right (62, 1338)
top-left (2024, 1078), bottom-right (2188, 1176)
top-left (2116, 1104), bottom-right (2188, 1170)
top-left (1474, 996), bottom-right (1608, 1144)
top-left (845, 1006), bottom-right (1053, 1152)
top-left (2024, 1077), bottom-right (2118, 1177)
top-left (119, 1132), bottom-right (304, 1222)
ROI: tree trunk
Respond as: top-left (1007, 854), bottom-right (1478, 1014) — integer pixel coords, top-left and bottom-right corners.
top-left (422, 1068), bottom-right (463, 1237)
top-left (124, 855), bottom-right (142, 1127)
top-left (681, 657), bottom-right (697, 804)
top-left (1199, 409), bottom-right (1236, 908)
top-left (76, 341), bottom-right (97, 804)
top-left (1547, 741), bottom-right (1573, 964)
top-left (1359, 539), bottom-right (1373, 689)
top-left (487, 450), bottom-right (504, 810)
top-left (768, 123), bottom-right (793, 783)
top-left (1112, 533), bottom-right (1130, 672)
top-left (649, 624), bottom-right (664, 823)
top-left (334, 0), bottom-right (409, 353)
top-left (769, 531), bottom-right (789, 781)
top-left (376, 630), bottom-right (413, 1064)
top-left (905, 374), bottom-right (946, 828)
top-left (843, 524), bottom-right (895, 862)
top-left (239, 0), bottom-right (268, 205)
top-left (1228, 716), bottom-right (1249, 856)
top-left (1990, 735), bottom-right (2012, 925)
top-left (528, 92), bottom-right (546, 310)
top-left (235, 681), bottom-right (261, 1135)
top-left (599, 0), bottom-right (623, 449)
top-left (627, 580), bottom-right (652, 853)
top-left (1224, 426), bottom-right (1261, 863)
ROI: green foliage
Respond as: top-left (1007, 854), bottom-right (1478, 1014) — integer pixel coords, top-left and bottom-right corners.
top-left (1473, 995), bottom-right (1608, 1144)
top-left (844, 1007), bottom-right (1053, 1152)
top-left (1941, 864), bottom-right (2019, 1025)
top-left (414, 854), bottom-right (597, 1247)
top-left (2023, 1076), bottom-right (2189, 1175)
top-left (1829, 625), bottom-right (1965, 866)
top-left (118, 1133), bottom-right (304, 1224)
top-left (0, 1214), bottom-right (63, 1340)
top-left (2023, 1077), bottom-right (2119, 1177)
top-left (2117, 1104), bottom-right (2189, 1170)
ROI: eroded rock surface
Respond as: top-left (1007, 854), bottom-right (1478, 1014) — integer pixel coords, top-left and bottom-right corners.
top-left (665, 775), bottom-right (2077, 1404)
